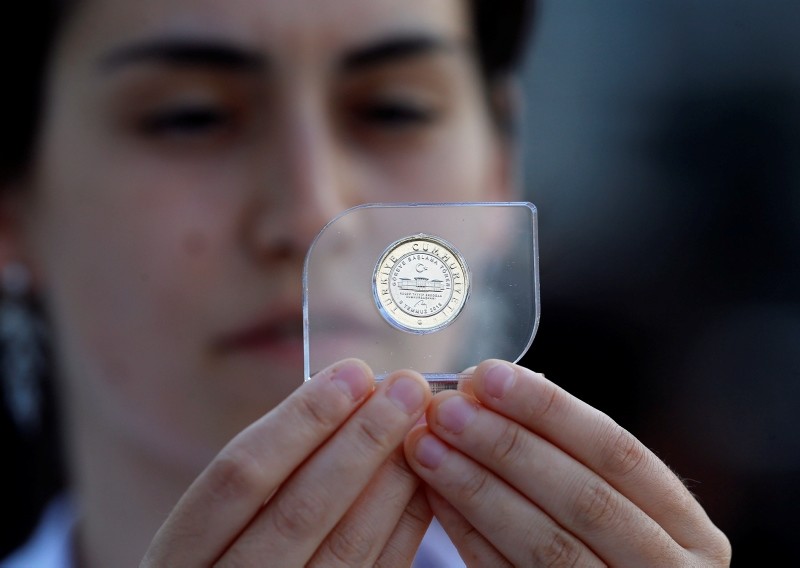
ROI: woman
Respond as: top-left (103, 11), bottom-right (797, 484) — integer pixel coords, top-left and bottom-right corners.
top-left (1, 0), bottom-right (731, 566)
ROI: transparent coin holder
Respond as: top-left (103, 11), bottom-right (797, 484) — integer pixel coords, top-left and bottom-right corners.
top-left (303, 202), bottom-right (540, 392)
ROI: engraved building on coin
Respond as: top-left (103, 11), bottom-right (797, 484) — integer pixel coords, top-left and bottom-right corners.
top-left (373, 234), bottom-right (471, 334)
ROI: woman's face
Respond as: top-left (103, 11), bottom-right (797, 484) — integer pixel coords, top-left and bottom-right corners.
top-left (12, 0), bottom-right (509, 469)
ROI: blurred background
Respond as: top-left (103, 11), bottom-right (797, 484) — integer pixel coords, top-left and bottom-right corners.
top-left (518, 0), bottom-right (799, 565)
top-left (2, 1), bottom-right (798, 565)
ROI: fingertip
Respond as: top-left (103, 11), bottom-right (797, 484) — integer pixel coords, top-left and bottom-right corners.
top-left (473, 359), bottom-right (517, 400)
top-left (472, 360), bottom-right (549, 402)
top-left (387, 378), bottom-right (425, 415)
top-left (403, 424), bottom-right (430, 459)
top-left (413, 433), bottom-right (449, 470)
top-left (321, 358), bottom-right (375, 401)
top-left (427, 389), bottom-right (465, 411)
top-left (457, 367), bottom-right (476, 396)
top-left (405, 424), bottom-right (449, 472)
top-left (425, 388), bottom-right (455, 425)
top-left (382, 369), bottom-right (432, 414)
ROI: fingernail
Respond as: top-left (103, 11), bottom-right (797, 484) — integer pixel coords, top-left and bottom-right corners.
top-left (436, 395), bottom-right (477, 434)
top-left (416, 434), bottom-right (447, 469)
top-left (330, 361), bottom-right (371, 401)
top-left (484, 362), bottom-right (515, 399)
top-left (386, 375), bottom-right (425, 414)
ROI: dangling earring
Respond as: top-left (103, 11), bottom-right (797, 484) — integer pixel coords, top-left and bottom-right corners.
top-left (0, 262), bottom-right (47, 435)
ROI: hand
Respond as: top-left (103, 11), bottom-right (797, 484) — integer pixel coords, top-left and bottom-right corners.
top-left (142, 359), bottom-right (433, 567)
top-left (404, 360), bottom-right (732, 567)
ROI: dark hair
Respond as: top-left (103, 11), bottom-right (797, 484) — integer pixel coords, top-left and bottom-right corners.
top-left (1, 1), bottom-right (69, 184)
top-left (471, 0), bottom-right (538, 135)
top-left (1, 1), bottom-right (536, 184)
top-left (472, 0), bottom-right (537, 84)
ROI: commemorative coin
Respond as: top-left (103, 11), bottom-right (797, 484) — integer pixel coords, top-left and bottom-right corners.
top-left (372, 234), bottom-right (470, 334)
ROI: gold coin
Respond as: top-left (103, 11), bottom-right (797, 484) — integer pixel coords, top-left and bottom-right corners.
top-left (372, 234), bottom-right (470, 334)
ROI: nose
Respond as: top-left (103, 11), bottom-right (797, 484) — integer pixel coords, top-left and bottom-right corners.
top-left (243, 93), bottom-right (354, 262)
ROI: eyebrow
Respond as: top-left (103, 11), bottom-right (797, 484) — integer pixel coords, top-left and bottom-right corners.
top-left (340, 35), bottom-right (461, 72)
top-left (99, 39), bottom-right (266, 73)
top-left (98, 33), bottom-right (462, 75)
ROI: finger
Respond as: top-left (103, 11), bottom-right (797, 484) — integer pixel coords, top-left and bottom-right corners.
top-left (426, 390), bottom-right (688, 566)
top-left (425, 487), bottom-right (510, 568)
top-left (142, 359), bottom-right (374, 566)
top-left (470, 360), bottom-right (727, 552)
top-left (309, 448), bottom-right (429, 567)
top-left (457, 367), bottom-right (476, 397)
top-left (218, 370), bottom-right (431, 566)
top-left (405, 427), bottom-right (604, 567)
top-left (374, 486), bottom-right (433, 568)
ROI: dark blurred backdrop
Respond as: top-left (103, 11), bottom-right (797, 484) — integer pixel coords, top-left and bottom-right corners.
top-left (518, 1), bottom-right (800, 565)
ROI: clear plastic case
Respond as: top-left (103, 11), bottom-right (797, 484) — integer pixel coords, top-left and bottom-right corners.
top-left (303, 202), bottom-right (539, 391)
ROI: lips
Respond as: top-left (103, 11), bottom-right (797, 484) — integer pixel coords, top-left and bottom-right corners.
top-left (215, 311), bottom-right (305, 363)
top-left (215, 299), bottom-right (387, 366)
top-left (222, 318), bottom-right (302, 349)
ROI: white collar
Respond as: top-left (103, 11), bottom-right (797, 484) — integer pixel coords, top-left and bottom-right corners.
top-left (1, 494), bottom-right (76, 568)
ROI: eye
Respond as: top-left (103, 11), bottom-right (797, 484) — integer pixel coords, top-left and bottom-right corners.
top-left (357, 100), bottom-right (438, 129)
top-left (140, 105), bottom-right (234, 137)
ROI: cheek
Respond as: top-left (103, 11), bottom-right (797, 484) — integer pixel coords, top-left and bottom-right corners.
top-left (34, 160), bottom-right (227, 348)
top-left (28, 145), bottom-right (242, 461)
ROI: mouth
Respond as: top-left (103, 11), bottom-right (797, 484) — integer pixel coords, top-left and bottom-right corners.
top-left (215, 304), bottom-right (387, 367)
top-left (303, 307), bottom-right (393, 369)
top-left (215, 312), bottom-right (305, 363)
